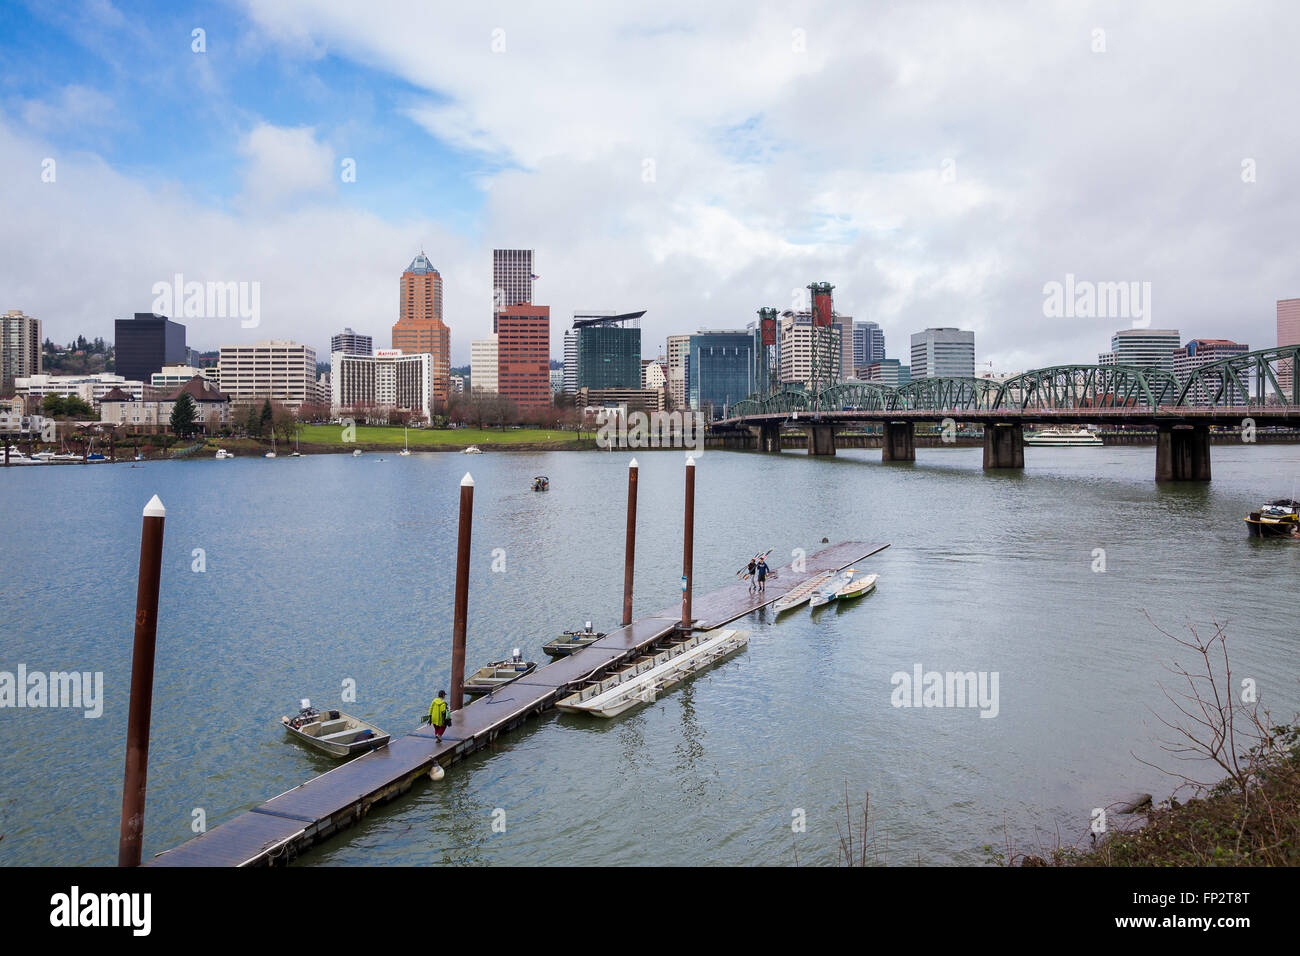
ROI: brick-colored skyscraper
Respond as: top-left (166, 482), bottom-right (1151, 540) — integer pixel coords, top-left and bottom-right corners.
top-left (1277, 298), bottom-right (1300, 396)
top-left (496, 304), bottom-right (550, 410)
top-left (392, 252), bottom-right (450, 408)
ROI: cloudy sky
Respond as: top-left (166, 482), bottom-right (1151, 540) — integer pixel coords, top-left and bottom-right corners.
top-left (3, 0), bottom-right (1298, 370)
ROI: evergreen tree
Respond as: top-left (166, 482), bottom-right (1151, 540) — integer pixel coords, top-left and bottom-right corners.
top-left (170, 393), bottom-right (197, 437)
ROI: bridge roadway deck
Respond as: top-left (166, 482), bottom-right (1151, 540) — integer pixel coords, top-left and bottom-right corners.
top-left (720, 405), bottom-right (1300, 427)
top-left (149, 540), bottom-right (888, 866)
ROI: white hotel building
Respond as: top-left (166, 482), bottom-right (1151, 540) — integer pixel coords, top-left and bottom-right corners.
top-left (218, 340), bottom-right (324, 409)
top-left (14, 372), bottom-right (144, 405)
top-left (331, 349), bottom-right (433, 421)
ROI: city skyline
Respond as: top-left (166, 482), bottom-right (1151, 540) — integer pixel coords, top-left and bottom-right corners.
top-left (4, 3), bottom-right (1298, 371)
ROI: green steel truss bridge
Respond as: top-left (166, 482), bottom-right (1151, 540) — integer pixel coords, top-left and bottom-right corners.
top-left (716, 346), bottom-right (1300, 480)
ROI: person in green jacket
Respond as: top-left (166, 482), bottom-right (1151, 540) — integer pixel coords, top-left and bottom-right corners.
top-left (427, 690), bottom-right (451, 742)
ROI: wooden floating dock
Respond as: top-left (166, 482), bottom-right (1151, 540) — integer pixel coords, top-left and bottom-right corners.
top-left (149, 540), bottom-right (888, 866)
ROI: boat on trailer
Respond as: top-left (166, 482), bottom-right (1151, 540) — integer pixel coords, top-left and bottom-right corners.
top-left (463, 651), bottom-right (537, 695)
top-left (280, 700), bottom-right (390, 757)
top-left (543, 622), bottom-right (605, 656)
top-left (771, 570), bottom-right (835, 614)
top-left (555, 628), bottom-right (749, 718)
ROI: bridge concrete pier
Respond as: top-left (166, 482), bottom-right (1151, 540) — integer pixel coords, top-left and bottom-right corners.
top-left (803, 422), bottom-right (836, 456)
top-left (747, 422), bottom-right (782, 453)
top-left (881, 422), bottom-right (915, 462)
top-left (982, 423), bottom-right (1025, 470)
top-left (1156, 424), bottom-right (1211, 482)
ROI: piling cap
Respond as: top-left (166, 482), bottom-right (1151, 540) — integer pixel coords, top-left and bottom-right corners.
top-left (629, 457), bottom-right (638, 468)
top-left (143, 494), bottom-right (166, 518)
top-left (461, 472), bottom-right (474, 487)
top-left (685, 456), bottom-right (696, 467)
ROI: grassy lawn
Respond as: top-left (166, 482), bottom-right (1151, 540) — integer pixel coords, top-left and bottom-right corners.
top-left (295, 425), bottom-right (581, 446)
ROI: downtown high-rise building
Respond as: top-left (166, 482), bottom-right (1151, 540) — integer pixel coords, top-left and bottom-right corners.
top-left (493, 249), bottom-right (534, 314)
top-left (563, 329), bottom-right (578, 394)
top-left (853, 320), bottom-right (886, 367)
top-left (1, 309), bottom-right (42, 393)
top-left (666, 334), bottom-right (690, 409)
top-left (115, 312), bottom-right (187, 383)
top-left (1277, 298), bottom-right (1300, 395)
top-left (392, 252), bottom-right (450, 408)
top-left (1097, 329), bottom-right (1180, 370)
top-left (495, 304), bottom-right (550, 410)
top-left (689, 330), bottom-right (760, 418)
top-left (1173, 339), bottom-right (1250, 405)
top-left (910, 327), bottom-right (975, 378)
top-left (218, 340), bottom-right (325, 409)
top-left (331, 327), bottom-right (373, 356)
top-left (470, 335), bottom-right (498, 394)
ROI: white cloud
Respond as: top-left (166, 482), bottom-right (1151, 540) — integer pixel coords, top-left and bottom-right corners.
top-left (238, 123), bottom-right (337, 208)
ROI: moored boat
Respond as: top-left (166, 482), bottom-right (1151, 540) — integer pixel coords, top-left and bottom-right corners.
top-left (463, 651), bottom-right (537, 695)
top-left (809, 570), bottom-right (854, 608)
top-left (543, 622), bottom-right (605, 656)
top-left (771, 570), bottom-right (835, 614)
top-left (1023, 427), bottom-right (1102, 447)
top-left (555, 628), bottom-right (749, 718)
top-left (832, 571), bottom-right (879, 601)
top-left (280, 700), bottom-right (390, 757)
top-left (532, 475), bottom-right (549, 491)
top-left (1245, 498), bottom-right (1300, 538)
top-left (462, 445), bottom-right (483, 454)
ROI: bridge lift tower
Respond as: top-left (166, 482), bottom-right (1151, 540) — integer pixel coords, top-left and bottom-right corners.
top-left (757, 307), bottom-right (779, 395)
top-left (807, 281), bottom-right (838, 413)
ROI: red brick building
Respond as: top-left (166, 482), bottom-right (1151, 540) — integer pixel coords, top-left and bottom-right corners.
top-left (495, 304), bottom-right (550, 410)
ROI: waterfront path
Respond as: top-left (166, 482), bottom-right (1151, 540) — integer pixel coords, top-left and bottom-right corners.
top-left (149, 540), bottom-right (888, 866)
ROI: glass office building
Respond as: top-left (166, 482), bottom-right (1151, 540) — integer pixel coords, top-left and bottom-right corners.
top-left (576, 325), bottom-right (641, 389)
top-left (689, 330), bottom-right (759, 418)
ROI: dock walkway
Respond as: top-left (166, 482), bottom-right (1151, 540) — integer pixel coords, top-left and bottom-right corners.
top-left (150, 540), bottom-right (888, 866)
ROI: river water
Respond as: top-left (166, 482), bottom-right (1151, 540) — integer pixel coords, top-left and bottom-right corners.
top-left (2, 443), bottom-right (1298, 866)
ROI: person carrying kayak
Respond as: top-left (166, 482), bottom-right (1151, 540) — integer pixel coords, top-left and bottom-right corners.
top-left (755, 556), bottom-right (770, 593)
top-left (746, 557), bottom-right (758, 592)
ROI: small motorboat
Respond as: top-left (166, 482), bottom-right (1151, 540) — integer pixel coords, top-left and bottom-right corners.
top-left (1245, 498), bottom-right (1300, 538)
top-left (809, 570), bottom-right (854, 608)
top-left (831, 570), bottom-right (879, 602)
top-left (462, 445), bottom-right (483, 454)
top-left (532, 475), bottom-right (549, 492)
top-left (215, 449), bottom-right (233, 459)
top-left (771, 570), bottom-right (835, 615)
top-left (463, 651), bottom-right (537, 696)
top-left (280, 700), bottom-right (390, 758)
top-left (542, 622), bottom-right (605, 656)
top-left (352, 448), bottom-right (362, 457)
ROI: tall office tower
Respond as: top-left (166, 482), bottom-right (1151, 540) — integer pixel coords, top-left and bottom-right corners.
top-left (331, 328), bottom-right (373, 357)
top-left (492, 249), bottom-right (534, 314)
top-left (778, 312), bottom-right (842, 387)
top-left (1097, 328), bottom-right (1180, 370)
top-left (217, 340), bottom-right (323, 409)
top-left (1, 310), bottom-right (41, 393)
top-left (858, 359), bottom-right (911, 387)
top-left (392, 252), bottom-right (450, 407)
top-left (470, 335), bottom-right (499, 394)
top-left (666, 334), bottom-right (690, 409)
top-left (910, 327), bottom-right (975, 378)
top-left (1277, 298), bottom-right (1300, 395)
top-left (573, 312), bottom-right (643, 389)
top-left (853, 320), bottom-right (885, 367)
top-left (563, 329), bottom-right (579, 393)
top-left (689, 330), bottom-right (759, 418)
top-left (115, 312), bottom-right (187, 383)
top-left (495, 304), bottom-right (550, 410)
top-left (1173, 339), bottom-right (1250, 405)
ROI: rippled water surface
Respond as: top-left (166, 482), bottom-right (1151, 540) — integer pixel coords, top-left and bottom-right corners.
top-left (2, 443), bottom-right (1298, 865)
